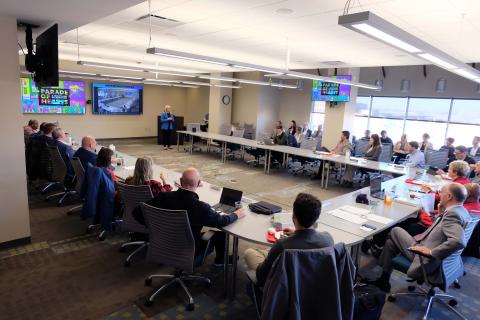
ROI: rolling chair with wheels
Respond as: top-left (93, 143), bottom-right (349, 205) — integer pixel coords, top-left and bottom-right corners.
top-left (117, 182), bottom-right (153, 267)
top-left (141, 203), bottom-right (212, 310)
top-left (45, 145), bottom-right (76, 206)
top-left (388, 218), bottom-right (479, 320)
top-left (67, 157), bottom-right (85, 214)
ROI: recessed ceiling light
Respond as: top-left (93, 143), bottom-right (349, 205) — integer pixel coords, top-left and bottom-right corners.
top-left (276, 8), bottom-right (293, 14)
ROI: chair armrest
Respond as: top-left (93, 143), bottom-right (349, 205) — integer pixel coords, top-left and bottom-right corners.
top-left (407, 247), bottom-right (432, 259)
top-left (202, 230), bottom-right (215, 242)
top-left (246, 270), bottom-right (257, 285)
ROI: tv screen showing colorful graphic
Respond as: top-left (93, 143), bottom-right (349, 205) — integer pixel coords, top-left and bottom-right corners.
top-left (92, 83), bottom-right (143, 115)
top-left (312, 75), bottom-right (352, 102)
top-left (21, 77), bottom-right (85, 114)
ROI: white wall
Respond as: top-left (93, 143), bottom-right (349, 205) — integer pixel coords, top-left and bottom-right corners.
top-left (0, 16), bottom-right (31, 245)
top-left (231, 72), bottom-right (260, 128)
top-left (185, 87), bottom-right (210, 124)
top-left (278, 80), bottom-right (312, 128)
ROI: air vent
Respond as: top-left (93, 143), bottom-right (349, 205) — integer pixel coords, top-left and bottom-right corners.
top-left (135, 14), bottom-right (184, 28)
top-left (319, 61), bottom-right (345, 66)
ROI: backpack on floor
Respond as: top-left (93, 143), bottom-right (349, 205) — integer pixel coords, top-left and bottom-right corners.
top-left (353, 284), bottom-right (386, 320)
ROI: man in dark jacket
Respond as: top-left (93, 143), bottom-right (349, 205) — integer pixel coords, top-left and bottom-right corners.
top-left (244, 193), bottom-right (334, 286)
top-left (437, 145), bottom-right (476, 178)
top-left (73, 136), bottom-right (97, 171)
top-left (31, 122), bottom-right (57, 145)
top-left (53, 127), bottom-right (75, 182)
top-left (134, 167), bottom-right (246, 265)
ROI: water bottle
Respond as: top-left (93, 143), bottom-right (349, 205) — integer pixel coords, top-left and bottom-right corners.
top-left (345, 149), bottom-right (351, 159)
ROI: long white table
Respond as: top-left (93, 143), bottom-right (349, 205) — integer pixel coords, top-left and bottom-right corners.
top-left (109, 144), bottom-right (435, 299)
top-left (177, 130), bottom-right (416, 189)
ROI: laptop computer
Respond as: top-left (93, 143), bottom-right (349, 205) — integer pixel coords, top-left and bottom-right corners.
top-left (263, 138), bottom-right (274, 145)
top-left (370, 174), bottom-right (385, 199)
top-left (212, 187), bottom-right (243, 214)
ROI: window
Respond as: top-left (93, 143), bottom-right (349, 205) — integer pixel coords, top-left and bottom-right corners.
top-left (404, 121), bottom-right (448, 149)
top-left (309, 100), bottom-right (326, 131)
top-left (369, 118), bottom-right (404, 143)
top-left (353, 96), bottom-right (480, 151)
top-left (407, 98), bottom-right (450, 121)
top-left (352, 96), bottom-right (370, 139)
top-left (370, 97), bottom-right (407, 119)
top-left (450, 99), bottom-right (480, 124)
top-left (447, 124), bottom-right (479, 147)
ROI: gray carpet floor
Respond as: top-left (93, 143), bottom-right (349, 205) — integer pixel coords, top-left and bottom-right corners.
top-left (1, 137), bottom-right (478, 320)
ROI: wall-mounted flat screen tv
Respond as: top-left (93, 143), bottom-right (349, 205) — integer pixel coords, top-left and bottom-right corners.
top-left (92, 83), bottom-right (143, 115)
top-left (312, 75), bottom-right (352, 102)
top-left (21, 77), bottom-right (85, 114)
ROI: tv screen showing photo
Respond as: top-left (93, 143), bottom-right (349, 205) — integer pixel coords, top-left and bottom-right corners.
top-left (21, 77), bottom-right (85, 114)
top-left (92, 83), bottom-right (143, 115)
top-left (312, 75), bottom-right (352, 102)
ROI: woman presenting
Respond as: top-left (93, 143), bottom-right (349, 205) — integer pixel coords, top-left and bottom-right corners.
top-left (160, 105), bottom-right (175, 150)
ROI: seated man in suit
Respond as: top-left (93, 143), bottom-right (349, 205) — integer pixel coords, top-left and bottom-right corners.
top-left (73, 136), bottom-right (97, 171)
top-left (52, 127), bottom-right (75, 182)
top-left (31, 122), bottom-right (57, 145)
top-left (134, 167), bottom-right (246, 266)
top-left (370, 182), bottom-right (470, 292)
top-left (244, 193), bottom-right (334, 287)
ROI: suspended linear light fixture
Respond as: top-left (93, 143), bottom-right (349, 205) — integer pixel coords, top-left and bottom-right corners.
top-left (338, 11), bottom-right (480, 83)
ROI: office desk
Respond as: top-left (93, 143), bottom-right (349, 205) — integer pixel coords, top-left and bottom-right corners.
top-left (177, 131), bottom-right (416, 188)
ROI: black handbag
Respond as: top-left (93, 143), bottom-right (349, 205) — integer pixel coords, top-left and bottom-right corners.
top-left (353, 284), bottom-right (386, 320)
top-left (248, 201), bottom-right (282, 215)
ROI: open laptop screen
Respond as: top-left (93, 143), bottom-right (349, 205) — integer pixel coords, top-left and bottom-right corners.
top-left (370, 174), bottom-right (382, 196)
top-left (220, 187), bottom-right (243, 207)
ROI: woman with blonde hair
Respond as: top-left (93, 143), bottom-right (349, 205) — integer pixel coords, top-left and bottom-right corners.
top-left (125, 156), bottom-right (172, 196)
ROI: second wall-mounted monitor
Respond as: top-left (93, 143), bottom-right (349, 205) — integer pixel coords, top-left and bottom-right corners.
top-left (312, 75), bottom-right (352, 102)
top-left (92, 83), bottom-right (143, 115)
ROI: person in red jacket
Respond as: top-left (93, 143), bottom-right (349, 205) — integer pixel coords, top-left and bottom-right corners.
top-left (464, 183), bottom-right (480, 213)
top-left (423, 160), bottom-right (471, 204)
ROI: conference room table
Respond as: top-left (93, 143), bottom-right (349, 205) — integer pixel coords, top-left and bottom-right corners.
top-left (104, 145), bottom-right (442, 299)
top-left (176, 130), bottom-right (414, 189)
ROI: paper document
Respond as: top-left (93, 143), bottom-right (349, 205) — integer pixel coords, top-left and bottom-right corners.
top-left (420, 193), bottom-right (436, 214)
top-left (341, 205), bottom-right (371, 216)
top-left (329, 209), bottom-right (367, 224)
top-left (366, 214), bottom-right (393, 225)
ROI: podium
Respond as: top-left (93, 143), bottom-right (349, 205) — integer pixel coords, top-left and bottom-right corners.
top-left (157, 115), bottom-right (184, 145)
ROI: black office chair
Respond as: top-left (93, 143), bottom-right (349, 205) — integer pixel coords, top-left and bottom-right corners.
top-left (117, 182), bottom-right (153, 267)
top-left (66, 156), bottom-right (85, 215)
top-left (45, 145), bottom-right (76, 206)
top-left (142, 204), bottom-right (211, 310)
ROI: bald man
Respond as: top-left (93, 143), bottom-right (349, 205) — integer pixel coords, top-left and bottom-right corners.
top-left (134, 167), bottom-right (246, 266)
top-left (73, 136), bottom-right (97, 171)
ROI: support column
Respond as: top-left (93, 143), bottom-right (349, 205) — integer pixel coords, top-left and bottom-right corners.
top-left (0, 16), bottom-right (31, 246)
top-left (322, 67), bottom-right (359, 148)
top-left (208, 73), bottom-right (232, 134)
